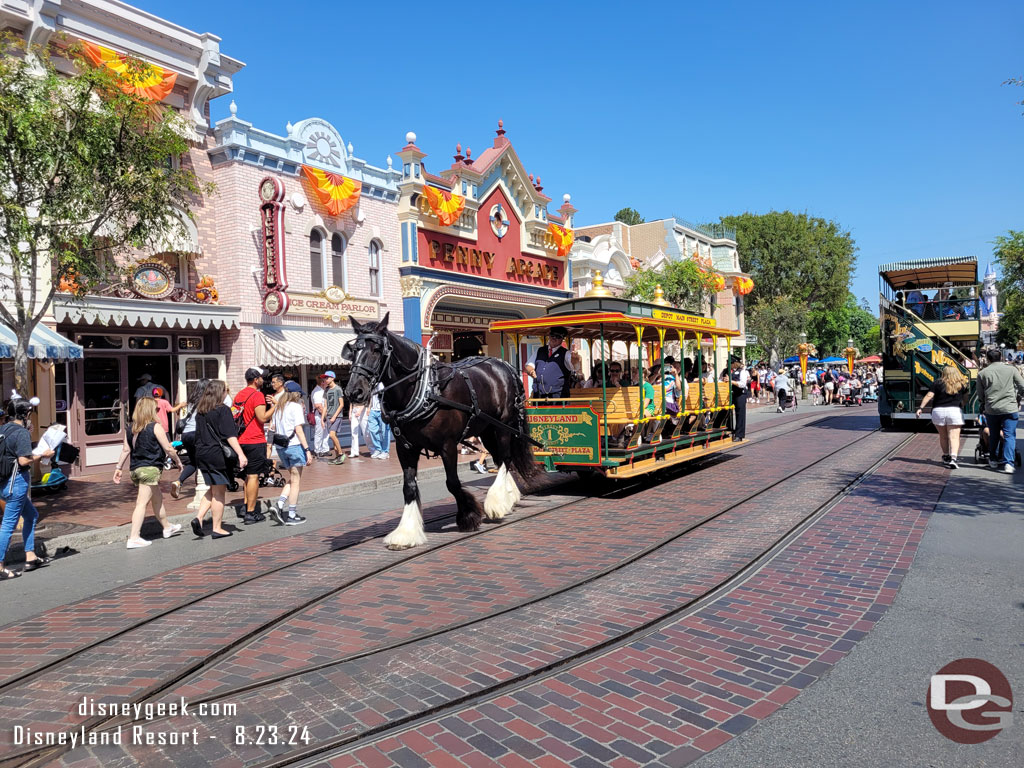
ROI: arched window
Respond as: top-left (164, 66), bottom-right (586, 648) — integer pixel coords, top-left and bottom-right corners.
top-left (369, 240), bottom-right (381, 297)
top-left (310, 230), bottom-right (324, 289)
top-left (331, 234), bottom-right (345, 289)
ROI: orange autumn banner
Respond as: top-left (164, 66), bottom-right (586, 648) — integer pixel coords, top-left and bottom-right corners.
top-left (423, 185), bottom-right (466, 226)
top-left (734, 276), bottom-right (755, 295)
top-left (547, 223), bottom-right (574, 257)
top-left (301, 165), bottom-right (362, 216)
top-left (81, 41), bottom-right (177, 102)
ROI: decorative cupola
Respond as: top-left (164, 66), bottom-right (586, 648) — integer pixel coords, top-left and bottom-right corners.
top-left (397, 131), bottom-right (426, 181)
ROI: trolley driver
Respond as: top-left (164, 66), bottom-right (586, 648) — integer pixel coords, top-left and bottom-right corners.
top-left (525, 326), bottom-right (572, 399)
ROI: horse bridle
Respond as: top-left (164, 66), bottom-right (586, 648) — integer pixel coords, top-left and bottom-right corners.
top-left (345, 330), bottom-right (394, 393)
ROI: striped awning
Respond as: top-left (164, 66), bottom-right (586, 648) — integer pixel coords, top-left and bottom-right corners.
top-left (254, 326), bottom-right (355, 367)
top-left (878, 255), bottom-right (978, 289)
top-left (0, 323), bottom-right (83, 360)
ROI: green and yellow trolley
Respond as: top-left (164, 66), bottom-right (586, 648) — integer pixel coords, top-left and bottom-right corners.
top-left (491, 294), bottom-right (741, 478)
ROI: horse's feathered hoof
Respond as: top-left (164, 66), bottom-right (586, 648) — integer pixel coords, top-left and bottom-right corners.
top-left (383, 528), bottom-right (427, 550)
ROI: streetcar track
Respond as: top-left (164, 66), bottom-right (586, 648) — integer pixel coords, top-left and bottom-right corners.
top-left (0, 407), bottom-right (822, 695)
top-left (276, 428), bottom-right (916, 768)
top-left (2, 410), bottom-right (851, 768)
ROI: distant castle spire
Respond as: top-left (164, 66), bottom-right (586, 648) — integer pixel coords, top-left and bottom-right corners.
top-left (982, 262), bottom-right (998, 317)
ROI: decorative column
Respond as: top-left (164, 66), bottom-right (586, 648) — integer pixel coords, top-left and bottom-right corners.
top-left (797, 333), bottom-right (817, 401)
top-left (844, 338), bottom-right (859, 374)
top-left (400, 275), bottom-right (424, 342)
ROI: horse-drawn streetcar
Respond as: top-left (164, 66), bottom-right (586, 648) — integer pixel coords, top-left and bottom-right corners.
top-left (491, 293), bottom-right (742, 478)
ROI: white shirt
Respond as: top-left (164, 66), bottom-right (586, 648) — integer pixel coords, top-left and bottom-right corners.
top-left (311, 385), bottom-right (325, 414)
top-left (273, 402), bottom-right (305, 447)
top-left (774, 374), bottom-right (792, 392)
top-left (731, 368), bottom-right (750, 390)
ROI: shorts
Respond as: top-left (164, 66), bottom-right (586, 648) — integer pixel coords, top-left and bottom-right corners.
top-left (824, 382), bottom-right (834, 391)
top-left (240, 442), bottom-right (268, 476)
top-left (931, 407), bottom-right (964, 427)
top-left (277, 444), bottom-right (307, 469)
top-left (130, 466), bottom-right (161, 486)
top-left (327, 417), bottom-right (344, 434)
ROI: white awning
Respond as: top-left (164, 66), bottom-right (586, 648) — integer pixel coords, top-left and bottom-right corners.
top-left (54, 296), bottom-right (239, 330)
top-left (0, 323), bottom-right (83, 360)
top-left (254, 326), bottom-right (355, 367)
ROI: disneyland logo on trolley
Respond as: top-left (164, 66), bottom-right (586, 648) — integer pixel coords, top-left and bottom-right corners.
top-left (927, 658), bottom-right (1013, 743)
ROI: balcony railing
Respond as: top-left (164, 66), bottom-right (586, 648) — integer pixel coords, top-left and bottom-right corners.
top-left (673, 218), bottom-right (736, 242)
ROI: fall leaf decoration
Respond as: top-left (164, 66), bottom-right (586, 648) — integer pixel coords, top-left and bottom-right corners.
top-left (733, 276), bottom-right (755, 295)
top-left (81, 41), bottom-right (177, 101)
top-left (423, 185), bottom-right (466, 226)
top-left (547, 223), bottom-right (575, 257)
top-left (300, 165), bottom-right (361, 216)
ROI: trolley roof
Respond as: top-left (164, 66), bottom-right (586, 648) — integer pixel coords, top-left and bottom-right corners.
top-left (878, 255), bottom-right (978, 290)
top-left (489, 296), bottom-right (740, 342)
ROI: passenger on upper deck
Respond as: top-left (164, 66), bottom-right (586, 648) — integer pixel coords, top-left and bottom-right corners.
top-left (906, 283), bottom-right (928, 316)
top-left (525, 326), bottom-right (573, 399)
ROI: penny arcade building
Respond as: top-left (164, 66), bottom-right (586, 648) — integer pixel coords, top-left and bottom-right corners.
top-left (395, 122), bottom-right (577, 363)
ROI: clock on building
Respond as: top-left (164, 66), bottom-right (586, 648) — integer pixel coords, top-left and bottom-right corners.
top-left (259, 179), bottom-right (276, 202)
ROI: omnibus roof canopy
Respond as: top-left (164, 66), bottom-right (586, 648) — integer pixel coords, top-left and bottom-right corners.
top-left (878, 255), bottom-right (978, 290)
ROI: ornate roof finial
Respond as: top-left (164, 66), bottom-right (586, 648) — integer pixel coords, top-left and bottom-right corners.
top-left (229, 100), bottom-right (237, 116)
top-left (496, 118), bottom-right (505, 137)
top-left (585, 270), bottom-right (613, 298)
top-left (405, 131), bottom-right (417, 146)
top-left (528, 173), bottom-right (534, 183)
top-left (347, 141), bottom-right (354, 155)
top-left (285, 120), bottom-right (293, 136)
top-left (387, 155), bottom-right (393, 168)
top-left (534, 176), bottom-right (543, 192)
top-left (453, 143), bottom-right (464, 163)
top-left (652, 284), bottom-right (671, 307)
top-left (464, 147), bottom-right (472, 164)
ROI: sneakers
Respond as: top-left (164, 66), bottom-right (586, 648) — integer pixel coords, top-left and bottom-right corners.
top-left (243, 511), bottom-right (265, 525)
top-left (470, 460), bottom-right (487, 474)
top-left (268, 505), bottom-right (285, 525)
top-left (162, 523), bottom-right (182, 539)
top-left (329, 455), bottom-right (347, 465)
top-left (170, 480), bottom-right (181, 499)
top-left (370, 451), bottom-right (381, 459)
top-left (1002, 463), bottom-right (1015, 474)
top-left (989, 459), bottom-right (1000, 469)
top-left (374, 452), bottom-right (390, 460)
top-left (942, 456), bottom-right (958, 469)
top-left (126, 538), bottom-right (151, 549)
top-left (284, 514), bottom-right (307, 526)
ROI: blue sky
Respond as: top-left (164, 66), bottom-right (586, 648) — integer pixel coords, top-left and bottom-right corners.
top-left (146, 0), bottom-right (1023, 306)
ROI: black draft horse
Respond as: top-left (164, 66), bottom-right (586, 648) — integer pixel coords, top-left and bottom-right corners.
top-left (343, 313), bottom-right (538, 550)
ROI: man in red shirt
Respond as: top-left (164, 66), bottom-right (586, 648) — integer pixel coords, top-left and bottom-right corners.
top-left (233, 367), bottom-right (277, 524)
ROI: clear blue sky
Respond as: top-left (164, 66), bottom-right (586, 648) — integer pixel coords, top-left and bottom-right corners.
top-left (145, 0), bottom-right (1023, 306)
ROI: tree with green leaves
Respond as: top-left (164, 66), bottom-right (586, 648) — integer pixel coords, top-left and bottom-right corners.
top-left (744, 295), bottom-right (806, 367)
top-left (623, 258), bottom-right (721, 313)
top-left (720, 211), bottom-right (857, 353)
top-left (613, 207), bottom-right (645, 226)
top-left (0, 36), bottom-right (210, 394)
top-left (993, 230), bottom-right (1024, 346)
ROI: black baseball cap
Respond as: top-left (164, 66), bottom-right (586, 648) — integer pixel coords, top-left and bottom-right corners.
top-left (244, 367), bottom-right (264, 382)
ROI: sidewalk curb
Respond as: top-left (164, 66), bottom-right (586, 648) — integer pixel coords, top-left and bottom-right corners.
top-left (28, 461), bottom-right (475, 557)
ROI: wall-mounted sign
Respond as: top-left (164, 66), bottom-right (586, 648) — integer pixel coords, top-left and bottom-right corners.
top-left (178, 337), bottom-right (204, 352)
top-left (259, 176), bottom-right (289, 315)
top-left (651, 308), bottom-right (717, 327)
top-left (130, 262), bottom-right (175, 299)
top-left (287, 286), bottom-right (379, 323)
top-left (422, 236), bottom-right (563, 288)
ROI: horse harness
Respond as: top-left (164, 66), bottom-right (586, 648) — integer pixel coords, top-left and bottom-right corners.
top-left (346, 330), bottom-right (542, 457)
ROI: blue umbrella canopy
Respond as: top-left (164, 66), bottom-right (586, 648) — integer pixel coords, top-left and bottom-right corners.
top-left (820, 355), bottom-right (847, 364)
top-left (783, 355), bottom-right (819, 364)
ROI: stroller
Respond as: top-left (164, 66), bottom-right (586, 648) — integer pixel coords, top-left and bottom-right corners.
top-left (974, 415), bottom-right (1023, 467)
top-left (837, 381), bottom-right (862, 406)
top-left (31, 441), bottom-right (80, 494)
top-left (776, 386), bottom-right (798, 413)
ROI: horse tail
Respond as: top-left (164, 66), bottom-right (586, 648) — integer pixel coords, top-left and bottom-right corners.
top-left (506, 364), bottom-right (540, 479)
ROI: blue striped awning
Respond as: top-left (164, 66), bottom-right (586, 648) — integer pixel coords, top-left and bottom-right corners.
top-left (0, 323), bottom-right (83, 361)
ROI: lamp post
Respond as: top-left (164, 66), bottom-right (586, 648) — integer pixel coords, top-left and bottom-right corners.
top-left (844, 337), bottom-right (858, 374)
top-left (797, 332), bottom-right (816, 401)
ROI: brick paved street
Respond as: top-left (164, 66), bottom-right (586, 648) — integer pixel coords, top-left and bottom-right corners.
top-left (0, 409), bottom-right (963, 768)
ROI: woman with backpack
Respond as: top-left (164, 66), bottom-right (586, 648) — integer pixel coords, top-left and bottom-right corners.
top-left (191, 380), bottom-right (248, 538)
top-left (112, 397), bottom-right (183, 549)
top-left (0, 396), bottom-right (53, 580)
